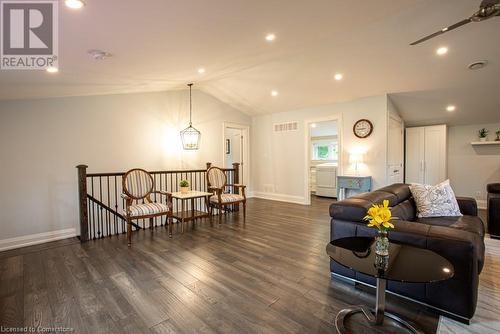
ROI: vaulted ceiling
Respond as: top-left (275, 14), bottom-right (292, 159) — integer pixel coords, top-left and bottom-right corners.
top-left (0, 0), bottom-right (498, 125)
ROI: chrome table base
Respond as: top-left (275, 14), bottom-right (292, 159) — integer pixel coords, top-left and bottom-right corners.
top-left (335, 278), bottom-right (424, 334)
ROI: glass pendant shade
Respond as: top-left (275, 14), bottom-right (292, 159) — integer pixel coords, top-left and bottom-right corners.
top-left (180, 83), bottom-right (201, 150)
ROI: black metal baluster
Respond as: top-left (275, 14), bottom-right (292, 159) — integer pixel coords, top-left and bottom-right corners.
top-left (87, 197), bottom-right (92, 239)
top-left (107, 176), bottom-right (111, 237)
top-left (91, 177), bottom-right (96, 239)
top-left (114, 176), bottom-right (118, 235)
top-left (99, 176), bottom-right (104, 237)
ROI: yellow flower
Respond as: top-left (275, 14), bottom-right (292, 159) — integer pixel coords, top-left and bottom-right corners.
top-left (363, 200), bottom-right (396, 231)
top-left (379, 207), bottom-right (392, 222)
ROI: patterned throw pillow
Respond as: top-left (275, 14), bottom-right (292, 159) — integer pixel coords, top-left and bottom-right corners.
top-left (409, 180), bottom-right (462, 218)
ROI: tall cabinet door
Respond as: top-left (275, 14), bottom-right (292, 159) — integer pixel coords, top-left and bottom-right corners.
top-left (387, 115), bottom-right (404, 183)
top-left (423, 125), bottom-right (447, 184)
top-left (405, 127), bottom-right (425, 184)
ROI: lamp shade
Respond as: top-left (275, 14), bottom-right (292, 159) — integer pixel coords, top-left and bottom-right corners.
top-left (180, 125), bottom-right (201, 150)
top-left (349, 153), bottom-right (364, 164)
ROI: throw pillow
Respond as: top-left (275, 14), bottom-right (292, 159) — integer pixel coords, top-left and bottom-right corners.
top-left (409, 180), bottom-right (462, 218)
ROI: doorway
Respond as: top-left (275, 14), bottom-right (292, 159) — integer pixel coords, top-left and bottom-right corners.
top-left (304, 117), bottom-right (342, 205)
top-left (223, 123), bottom-right (250, 187)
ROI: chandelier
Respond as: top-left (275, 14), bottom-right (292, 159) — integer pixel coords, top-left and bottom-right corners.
top-left (180, 83), bottom-right (201, 150)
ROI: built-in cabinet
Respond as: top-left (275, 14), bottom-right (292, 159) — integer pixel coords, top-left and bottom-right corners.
top-left (405, 125), bottom-right (447, 185)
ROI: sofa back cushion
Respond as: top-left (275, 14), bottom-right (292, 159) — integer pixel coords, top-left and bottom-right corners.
top-left (330, 183), bottom-right (415, 222)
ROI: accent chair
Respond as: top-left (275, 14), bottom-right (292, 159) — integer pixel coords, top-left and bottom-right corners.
top-left (122, 168), bottom-right (173, 246)
top-left (206, 166), bottom-right (246, 223)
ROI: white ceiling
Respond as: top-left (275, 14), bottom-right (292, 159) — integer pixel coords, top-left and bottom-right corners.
top-left (0, 0), bottom-right (499, 125)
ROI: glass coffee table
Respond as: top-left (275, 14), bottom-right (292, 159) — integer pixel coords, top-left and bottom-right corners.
top-left (326, 237), bottom-right (454, 334)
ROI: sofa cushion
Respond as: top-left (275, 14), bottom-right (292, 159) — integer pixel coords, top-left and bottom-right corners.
top-left (329, 191), bottom-right (396, 222)
top-left (377, 183), bottom-right (412, 203)
top-left (391, 199), bottom-right (417, 222)
top-left (416, 215), bottom-right (485, 238)
top-left (417, 215), bottom-right (485, 272)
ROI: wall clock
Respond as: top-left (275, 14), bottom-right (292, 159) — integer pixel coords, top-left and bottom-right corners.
top-left (353, 119), bottom-right (373, 138)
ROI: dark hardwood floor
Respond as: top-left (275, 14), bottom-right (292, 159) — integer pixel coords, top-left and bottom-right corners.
top-left (0, 196), bottom-right (441, 333)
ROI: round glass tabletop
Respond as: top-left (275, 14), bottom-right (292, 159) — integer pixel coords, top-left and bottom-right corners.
top-left (326, 237), bottom-right (454, 283)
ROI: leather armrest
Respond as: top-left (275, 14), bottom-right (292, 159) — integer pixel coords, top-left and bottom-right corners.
top-left (456, 197), bottom-right (478, 216)
top-left (487, 183), bottom-right (500, 194)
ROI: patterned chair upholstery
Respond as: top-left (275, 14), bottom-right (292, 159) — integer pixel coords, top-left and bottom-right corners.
top-left (206, 166), bottom-right (246, 223)
top-left (122, 168), bottom-right (173, 246)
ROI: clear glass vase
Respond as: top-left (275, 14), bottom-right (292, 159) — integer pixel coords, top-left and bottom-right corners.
top-left (375, 230), bottom-right (389, 256)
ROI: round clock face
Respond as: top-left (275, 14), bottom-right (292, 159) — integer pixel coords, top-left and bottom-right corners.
top-left (353, 119), bottom-right (373, 138)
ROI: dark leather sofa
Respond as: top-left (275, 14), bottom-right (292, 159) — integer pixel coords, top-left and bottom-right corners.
top-left (329, 183), bottom-right (485, 324)
top-left (487, 183), bottom-right (500, 239)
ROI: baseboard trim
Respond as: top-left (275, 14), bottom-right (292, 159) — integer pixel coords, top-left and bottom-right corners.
top-left (0, 228), bottom-right (77, 252)
top-left (250, 191), bottom-right (307, 205)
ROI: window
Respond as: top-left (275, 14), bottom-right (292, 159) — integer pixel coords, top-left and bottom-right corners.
top-left (312, 140), bottom-right (338, 161)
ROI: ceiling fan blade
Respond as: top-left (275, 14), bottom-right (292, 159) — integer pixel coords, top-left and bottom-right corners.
top-left (410, 18), bottom-right (472, 45)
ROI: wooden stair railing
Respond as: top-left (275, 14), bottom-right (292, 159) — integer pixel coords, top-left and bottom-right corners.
top-left (76, 163), bottom-right (239, 242)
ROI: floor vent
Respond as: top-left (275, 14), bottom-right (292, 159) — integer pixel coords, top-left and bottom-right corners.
top-left (274, 122), bottom-right (298, 133)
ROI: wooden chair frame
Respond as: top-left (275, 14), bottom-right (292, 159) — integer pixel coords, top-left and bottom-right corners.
top-left (122, 168), bottom-right (173, 246)
top-left (206, 166), bottom-right (246, 224)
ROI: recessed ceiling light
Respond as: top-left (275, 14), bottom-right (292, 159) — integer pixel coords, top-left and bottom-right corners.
top-left (198, 68), bottom-right (206, 74)
top-left (271, 90), bottom-right (278, 97)
top-left (265, 34), bottom-right (276, 42)
top-left (334, 73), bottom-right (343, 81)
top-left (436, 47), bottom-right (448, 55)
top-left (46, 67), bottom-right (58, 73)
top-left (446, 105), bottom-right (456, 112)
top-left (65, 0), bottom-right (85, 9)
top-left (311, 123), bottom-right (317, 128)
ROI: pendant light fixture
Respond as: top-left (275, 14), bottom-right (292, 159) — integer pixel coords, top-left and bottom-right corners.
top-left (180, 83), bottom-right (201, 150)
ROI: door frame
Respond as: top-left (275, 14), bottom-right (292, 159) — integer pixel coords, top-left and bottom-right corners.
top-left (386, 112), bottom-right (404, 184)
top-left (222, 122), bottom-right (250, 188)
top-left (303, 114), bottom-right (343, 205)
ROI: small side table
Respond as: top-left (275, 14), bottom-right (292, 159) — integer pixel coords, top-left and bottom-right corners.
top-left (326, 237), bottom-right (454, 334)
top-left (171, 191), bottom-right (212, 232)
top-left (337, 175), bottom-right (372, 200)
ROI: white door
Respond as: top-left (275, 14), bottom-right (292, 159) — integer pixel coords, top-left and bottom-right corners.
top-left (423, 125), bottom-right (447, 185)
top-left (387, 116), bottom-right (404, 184)
top-left (405, 127), bottom-right (425, 184)
top-left (224, 126), bottom-right (249, 186)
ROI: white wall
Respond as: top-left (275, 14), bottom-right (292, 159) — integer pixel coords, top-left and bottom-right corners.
top-left (0, 90), bottom-right (250, 246)
top-left (448, 122), bottom-right (500, 207)
top-left (251, 95), bottom-right (390, 204)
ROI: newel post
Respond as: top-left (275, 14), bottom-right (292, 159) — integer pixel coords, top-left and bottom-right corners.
top-left (76, 165), bottom-right (89, 242)
top-left (232, 162), bottom-right (240, 191)
top-left (206, 162), bottom-right (212, 170)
